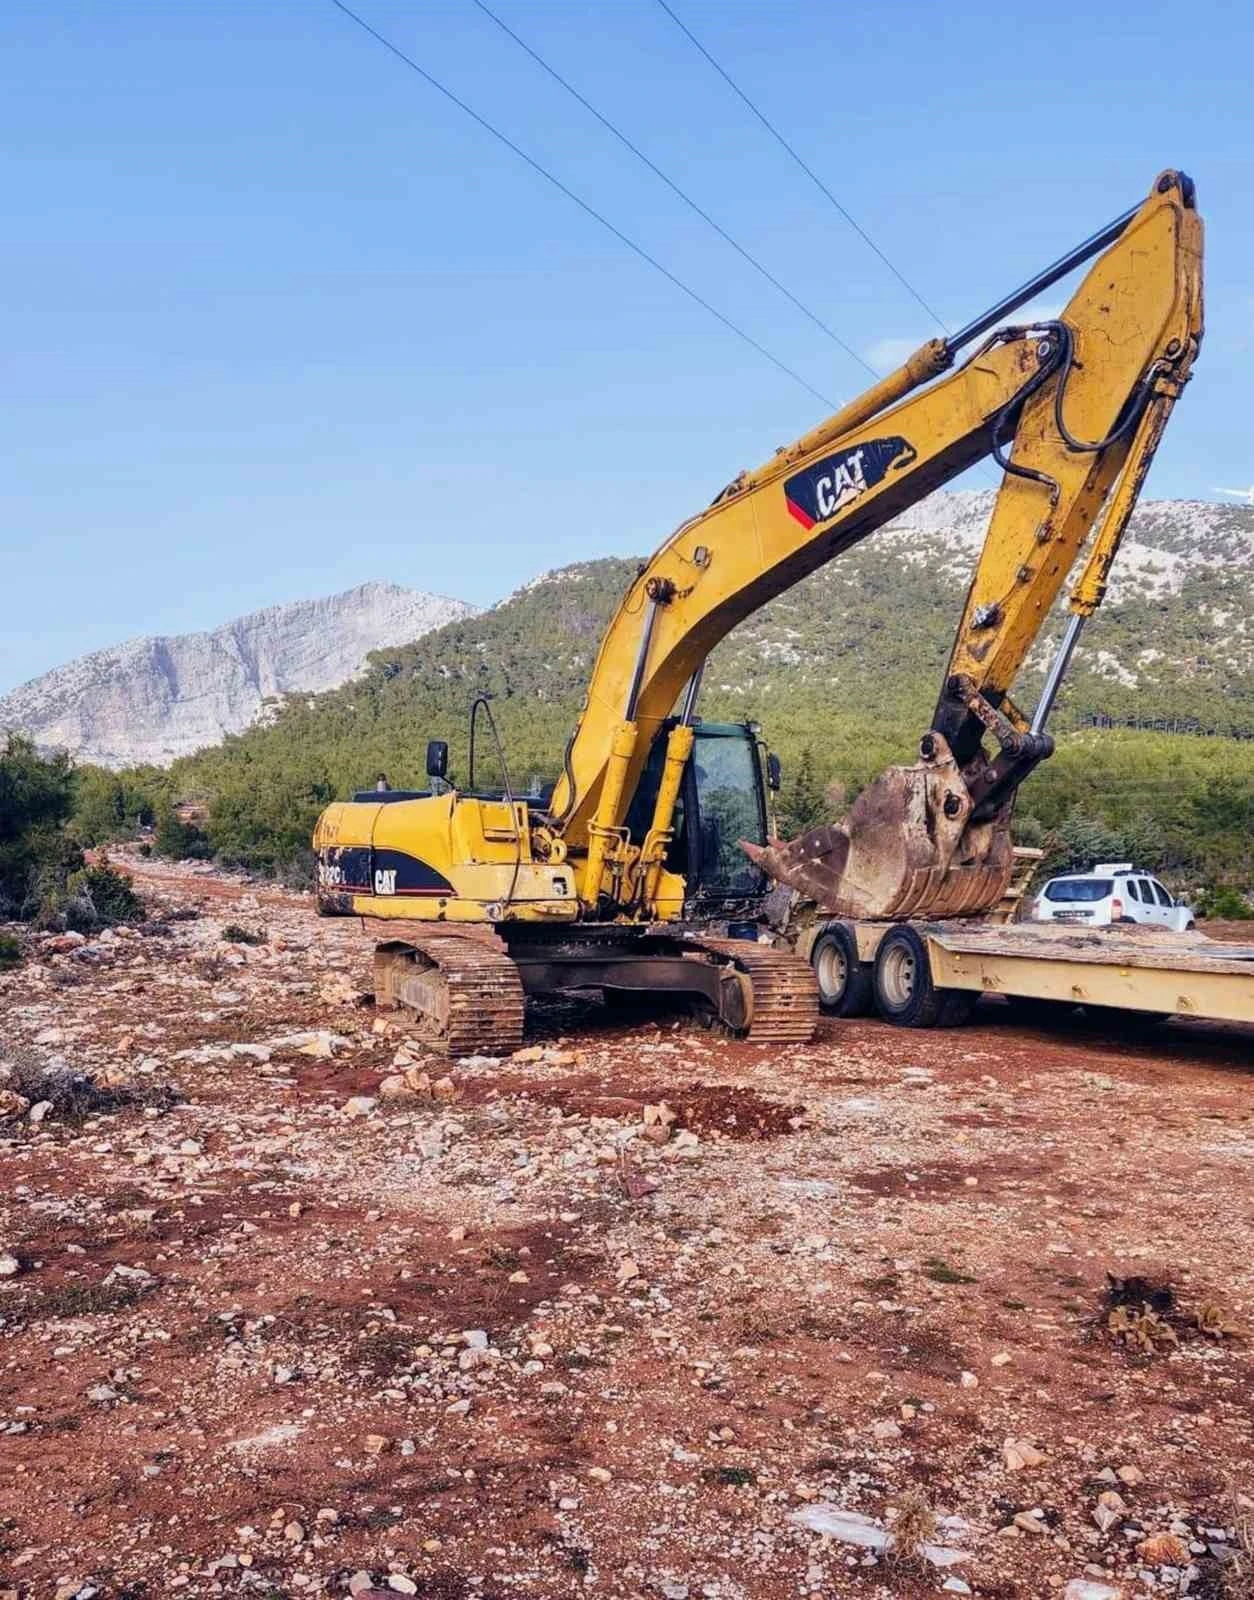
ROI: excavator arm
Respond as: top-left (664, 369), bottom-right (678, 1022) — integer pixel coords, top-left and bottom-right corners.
top-left (547, 171), bottom-right (1202, 920)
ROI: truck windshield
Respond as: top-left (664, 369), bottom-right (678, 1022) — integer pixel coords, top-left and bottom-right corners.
top-left (693, 732), bottom-right (766, 896)
top-left (1044, 878), bottom-right (1113, 903)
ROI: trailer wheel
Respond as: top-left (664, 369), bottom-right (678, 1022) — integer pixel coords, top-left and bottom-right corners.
top-left (872, 927), bottom-right (975, 1028)
top-left (810, 923), bottom-right (873, 1017)
top-left (872, 927), bottom-right (941, 1026)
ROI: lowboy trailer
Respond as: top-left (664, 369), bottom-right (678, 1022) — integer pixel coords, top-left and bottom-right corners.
top-left (795, 919), bottom-right (1254, 1030)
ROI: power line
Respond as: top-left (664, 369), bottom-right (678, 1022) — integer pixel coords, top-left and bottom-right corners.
top-left (326, 0), bottom-right (839, 410)
top-left (653, 0), bottom-right (950, 334)
top-left (467, 0), bottom-right (874, 380)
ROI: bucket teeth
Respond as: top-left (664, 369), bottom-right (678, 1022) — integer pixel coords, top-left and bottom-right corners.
top-left (747, 733), bottom-right (1014, 920)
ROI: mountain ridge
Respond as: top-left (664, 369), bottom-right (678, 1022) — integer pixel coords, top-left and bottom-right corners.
top-left (0, 581), bottom-right (477, 768)
top-left (6, 491), bottom-right (1252, 778)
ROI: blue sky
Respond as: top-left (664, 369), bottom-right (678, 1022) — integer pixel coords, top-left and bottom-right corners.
top-left (3, 0), bottom-right (1252, 695)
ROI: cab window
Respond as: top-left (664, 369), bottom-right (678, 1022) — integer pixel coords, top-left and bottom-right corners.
top-left (1151, 880), bottom-right (1173, 907)
top-left (692, 733), bottom-right (766, 896)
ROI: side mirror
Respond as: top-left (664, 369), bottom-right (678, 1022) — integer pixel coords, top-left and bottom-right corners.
top-left (426, 739), bottom-right (449, 781)
top-left (766, 753), bottom-right (782, 792)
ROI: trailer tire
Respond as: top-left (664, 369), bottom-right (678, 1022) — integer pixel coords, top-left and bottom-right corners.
top-left (873, 926), bottom-right (947, 1027)
top-left (810, 924), bottom-right (873, 1017)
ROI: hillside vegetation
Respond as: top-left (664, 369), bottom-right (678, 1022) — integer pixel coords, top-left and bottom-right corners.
top-left (69, 493), bottom-right (1254, 909)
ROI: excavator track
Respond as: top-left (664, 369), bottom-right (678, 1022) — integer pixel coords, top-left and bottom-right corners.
top-left (367, 921), bottom-right (525, 1058)
top-left (689, 936), bottom-right (820, 1044)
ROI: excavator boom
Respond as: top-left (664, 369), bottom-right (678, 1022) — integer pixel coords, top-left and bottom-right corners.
top-left (550, 171), bottom-right (1202, 920)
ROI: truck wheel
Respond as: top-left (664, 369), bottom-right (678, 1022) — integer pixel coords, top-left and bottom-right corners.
top-left (810, 923), bottom-right (873, 1017)
top-left (873, 926), bottom-right (946, 1027)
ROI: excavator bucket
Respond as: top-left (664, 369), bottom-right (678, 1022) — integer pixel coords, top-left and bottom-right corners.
top-left (743, 734), bottom-right (1014, 920)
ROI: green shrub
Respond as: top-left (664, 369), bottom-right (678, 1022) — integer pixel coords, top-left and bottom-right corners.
top-left (65, 860), bottom-right (144, 931)
top-left (0, 736), bottom-right (76, 920)
top-left (778, 746), bottom-right (826, 837)
top-left (0, 932), bottom-right (22, 970)
top-left (1197, 884), bottom-right (1254, 920)
top-left (71, 765), bottom-right (163, 845)
top-left (274, 849), bottom-right (317, 892)
top-left (154, 804), bottom-right (198, 860)
top-left (1038, 808), bottom-right (1166, 876)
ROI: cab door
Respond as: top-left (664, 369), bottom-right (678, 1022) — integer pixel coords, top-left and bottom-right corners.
top-left (688, 727), bottom-right (769, 903)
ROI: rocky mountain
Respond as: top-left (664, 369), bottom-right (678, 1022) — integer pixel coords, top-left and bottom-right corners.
top-left (162, 492), bottom-right (1252, 822)
top-left (715, 490), bottom-right (1254, 735)
top-left (8, 493), bottom-right (1251, 781)
top-left (399, 490), bottom-right (1253, 744)
top-left (0, 582), bottom-right (476, 768)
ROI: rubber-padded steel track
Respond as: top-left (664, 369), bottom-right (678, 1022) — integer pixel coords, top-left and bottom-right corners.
top-left (692, 937), bottom-right (819, 1043)
top-left (369, 923), bottom-right (525, 1057)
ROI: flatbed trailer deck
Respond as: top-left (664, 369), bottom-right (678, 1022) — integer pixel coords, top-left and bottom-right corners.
top-left (794, 918), bottom-right (1254, 1029)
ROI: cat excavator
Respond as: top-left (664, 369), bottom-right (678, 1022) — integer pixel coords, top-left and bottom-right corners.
top-left (313, 170), bottom-right (1203, 1054)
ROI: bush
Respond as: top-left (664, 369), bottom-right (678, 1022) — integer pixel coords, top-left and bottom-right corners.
top-left (154, 804), bottom-right (201, 860)
top-left (64, 859), bottom-right (144, 932)
top-left (778, 746), bottom-right (826, 837)
top-left (24, 827), bottom-right (87, 928)
top-left (1039, 808), bottom-right (1165, 876)
top-left (1197, 885), bottom-right (1254, 921)
top-left (71, 765), bottom-right (162, 846)
top-left (0, 932), bottom-right (22, 970)
top-left (0, 736), bottom-right (76, 920)
top-left (273, 849), bottom-right (317, 892)
top-left (6, 1047), bottom-right (180, 1125)
top-left (222, 923), bottom-right (267, 946)
top-left (206, 772), bottom-right (334, 873)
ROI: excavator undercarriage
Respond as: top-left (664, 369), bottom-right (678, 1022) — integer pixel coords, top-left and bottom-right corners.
top-left (369, 920), bottom-right (818, 1054)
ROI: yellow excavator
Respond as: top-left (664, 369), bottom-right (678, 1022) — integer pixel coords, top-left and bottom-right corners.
top-left (313, 171), bottom-right (1203, 1054)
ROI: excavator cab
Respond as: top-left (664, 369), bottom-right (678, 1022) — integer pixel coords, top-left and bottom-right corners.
top-left (625, 721), bottom-right (771, 914)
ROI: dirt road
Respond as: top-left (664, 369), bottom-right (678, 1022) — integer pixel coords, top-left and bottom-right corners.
top-left (2, 857), bottom-right (1251, 1599)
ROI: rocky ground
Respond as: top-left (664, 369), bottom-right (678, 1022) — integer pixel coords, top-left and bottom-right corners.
top-left (2, 854), bottom-right (1252, 1600)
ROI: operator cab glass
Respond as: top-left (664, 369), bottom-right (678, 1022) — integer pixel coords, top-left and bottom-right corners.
top-left (690, 727), bottom-right (768, 896)
top-left (625, 721), bottom-right (769, 907)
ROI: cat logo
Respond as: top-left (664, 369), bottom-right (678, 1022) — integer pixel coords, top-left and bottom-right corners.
top-left (783, 435), bottom-right (917, 529)
top-left (374, 868), bottom-right (397, 896)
